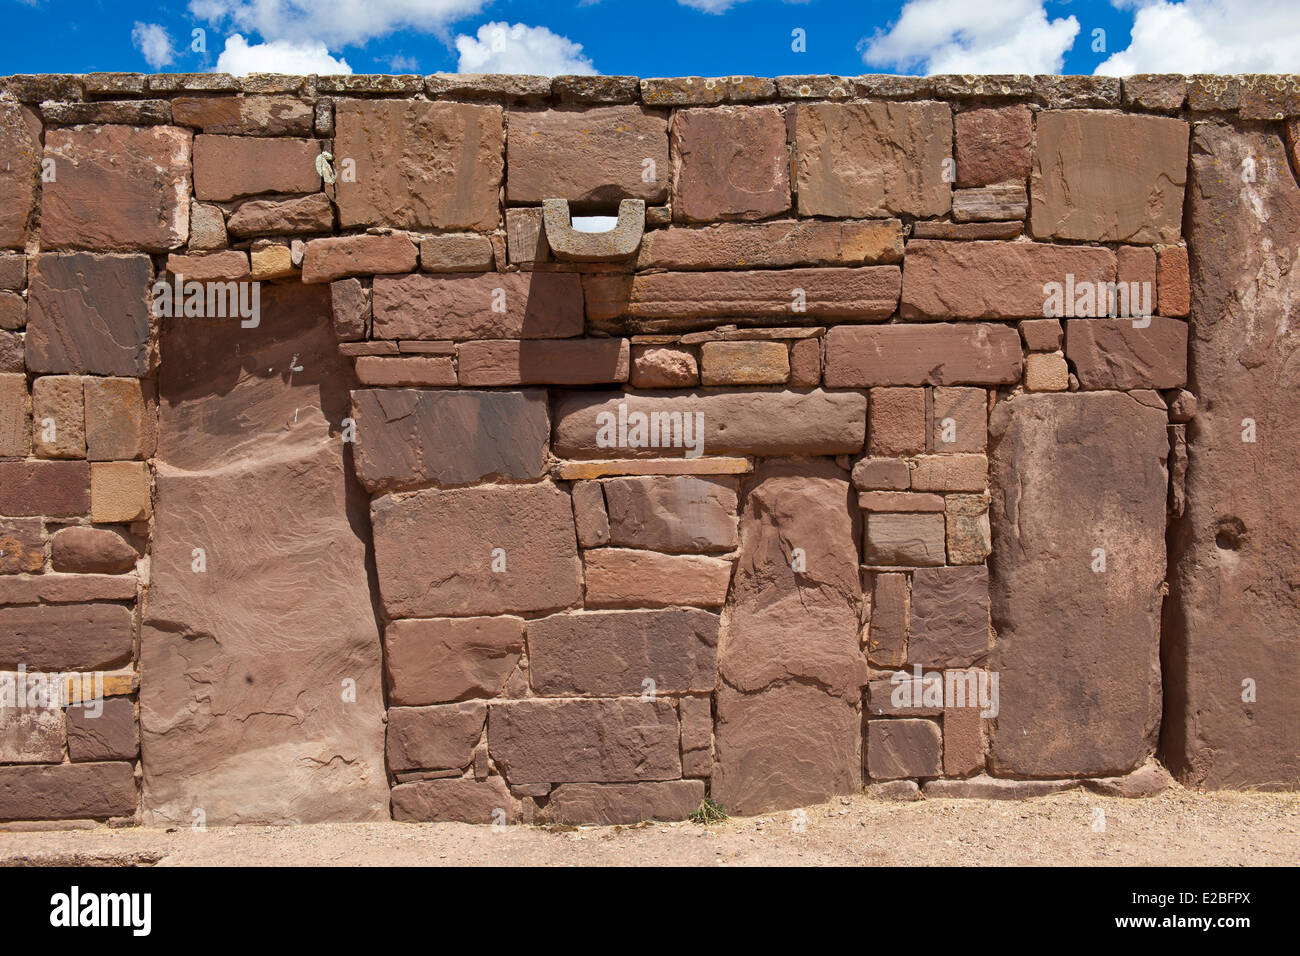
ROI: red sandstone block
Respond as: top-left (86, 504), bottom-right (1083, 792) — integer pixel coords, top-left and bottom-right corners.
top-left (384, 616), bottom-right (524, 706)
top-left (853, 458), bottom-right (911, 491)
top-left (193, 134), bottom-right (320, 201)
top-left (867, 572), bottom-right (907, 668)
top-left (0, 603), bottom-right (133, 671)
top-left (1064, 316), bottom-right (1188, 390)
top-left (869, 387), bottom-right (925, 456)
top-left (301, 234), bottom-right (418, 283)
top-left (371, 272), bottom-right (583, 341)
top-left (457, 339), bottom-right (629, 386)
top-left (859, 491), bottom-right (945, 513)
top-left (0, 762), bottom-right (137, 822)
top-left (65, 698), bottom-right (139, 762)
top-left (0, 460), bottom-right (89, 516)
top-left (638, 219), bottom-right (904, 269)
top-left (930, 386), bottom-right (987, 453)
top-left (354, 356), bottom-right (456, 387)
top-left (545, 780), bottom-right (705, 824)
top-left (1158, 244), bottom-right (1190, 316)
top-left (867, 719), bottom-right (942, 780)
top-left (582, 548), bottom-right (732, 609)
top-left (955, 106), bottom-right (1032, 187)
top-left (788, 338), bottom-right (821, 386)
top-left (825, 324), bottom-right (1023, 387)
top-left (387, 702), bottom-right (487, 773)
top-left (671, 105), bottom-right (790, 222)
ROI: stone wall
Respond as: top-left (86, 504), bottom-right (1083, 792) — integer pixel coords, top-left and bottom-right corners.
top-left (0, 70), bottom-right (1295, 827)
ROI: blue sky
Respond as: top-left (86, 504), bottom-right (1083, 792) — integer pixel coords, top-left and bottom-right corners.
top-left (3, 0), bottom-right (1299, 77)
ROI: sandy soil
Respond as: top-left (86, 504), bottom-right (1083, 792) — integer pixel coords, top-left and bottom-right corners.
top-left (1, 785), bottom-right (1296, 866)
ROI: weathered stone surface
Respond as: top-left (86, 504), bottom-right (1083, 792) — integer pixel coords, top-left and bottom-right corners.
top-left (553, 389), bottom-right (866, 459)
top-left (142, 282), bottom-right (387, 825)
top-left (0, 604), bottom-right (132, 671)
top-left (630, 345), bottom-right (698, 388)
top-left (489, 698), bottom-right (681, 783)
top-left (0, 518), bottom-right (43, 575)
top-left (83, 377), bottom-right (152, 460)
top-left (955, 105), bottom-right (1032, 187)
top-left (597, 267), bottom-right (900, 320)
top-left (859, 492), bottom-right (943, 512)
top-left (0, 572), bottom-right (136, 604)
top-left (0, 762), bottom-right (137, 822)
top-left (679, 695), bottom-right (713, 777)
top-left (864, 512), bottom-right (946, 567)
top-left (529, 608), bottom-right (719, 695)
top-left (713, 460), bottom-right (865, 814)
top-left (789, 337), bottom-right (821, 386)
top-left (908, 567), bottom-right (989, 667)
top-left (420, 234), bottom-right (495, 273)
top-left (354, 356), bottom-right (456, 387)
top-left (794, 102), bottom-right (952, 218)
top-left (193, 134), bottom-right (320, 201)
top-left (171, 95), bottom-right (313, 135)
top-left (869, 387), bottom-right (925, 456)
top-left (387, 702), bottom-right (487, 772)
top-left (639, 219), bottom-right (903, 269)
top-left (583, 549), bottom-right (733, 608)
top-left (671, 106), bottom-right (790, 221)
top-left (943, 694), bottom-right (985, 776)
top-left (552, 74), bottom-right (639, 103)
top-left (1162, 122), bottom-right (1300, 789)
top-left (334, 100), bottom-right (502, 231)
top-left (910, 454), bottom-right (987, 493)
top-left (188, 201), bottom-right (227, 250)
top-left (384, 616), bottom-right (524, 706)
top-left (1065, 316), bottom-right (1188, 390)
top-left (505, 208), bottom-right (549, 267)
top-left (1020, 318), bottom-right (1062, 352)
top-left (50, 526), bottom-right (137, 574)
top-left (988, 393), bottom-right (1167, 778)
top-left (164, 250), bottom-right (250, 282)
top-left (0, 330), bottom-right (21, 372)
top-left (26, 254), bottom-right (154, 376)
top-left (642, 75), bottom-right (775, 105)
top-left (867, 572), bottom-right (907, 667)
top-left (922, 775), bottom-right (1078, 799)
top-left (0, 702), bottom-right (64, 763)
top-left (946, 494), bottom-right (992, 564)
top-left (602, 475), bottom-right (738, 553)
top-left (853, 458), bottom-right (911, 491)
top-left (1023, 352), bottom-right (1068, 391)
top-left (557, 457), bottom-right (751, 480)
top-left (0, 255), bottom-right (26, 291)
top-left (350, 388), bottom-right (549, 493)
top-left (227, 193), bottom-right (333, 236)
top-left (1083, 757), bottom-right (1175, 797)
top-left (1123, 75), bottom-right (1188, 111)
top-left (902, 240), bottom-right (1115, 320)
top-left (700, 340), bottom-right (788, 385)
top-left (0, 460), bottom-right (89, 516)
top-left (65, 697), bottom-right (138, 762)
top-left (952, 183), bottom-right (1027, 222)
top-left (825, 324), bottom-right (1023, 387)
top-left (866, 719), bottom-right (942, 780)
top-left (1158, 244), bottom-right (1190, 317)
top-left (250, 241), bottom-right (295, 280)
top-left (90, 461), bottom-right (150, 523)
top-left (571, 480), bottom-right (609, 548)
top-left (0, 374), bottom-right (31, 457)
top-left (1031, 112), bottom-right (1189, 244)
top-left (0, 103), bottom-right (41, 249)
top-left (1035, 75), bottom-right (1122, 109)
top-left (329, 278), bottom-right (367, 341)
top-left (42, 99), bottom-right (171, 126)
top-left (507, 106), bottom-right (669, 206)
top-left (909, 220), bottom-right (1022, 240)
top-left (372, 482), bottom-right (581, 618)
top-left (930, 386), bottom-right (986, 453)
top-left (301, 234), bottom-right (418, 283)
top-left (371, 272), bottom-right (583, 340)
top-left (458, 339), bottom-right (629, 387)
top-left (864, 779), bottom-right (921, 801)
top-left (390, 776), bottom-right (513, 824)
top-left (546, 780), bottom-right (705, 824)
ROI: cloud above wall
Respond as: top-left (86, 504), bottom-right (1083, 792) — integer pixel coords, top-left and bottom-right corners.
top-left (132, 22), bottom-right (178, 70)
top-left (188, 0), bottom-right (486, 47)
top-left (455, 22), bottom-right (597, 75)
top-left (1096, 0), bottom-right (1300, 74)
top-left (215, 34), bottom-right (353, 74)
top-left (860, 0), bottom-right (1080, 74)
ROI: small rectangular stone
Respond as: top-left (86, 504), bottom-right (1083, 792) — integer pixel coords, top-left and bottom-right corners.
top-left (859, 491), bottom-right (945, 512)
top-left (83, 378), bottom-right (152, 461)
top-left (867, 718), bottom-right (942, 780)
top-left (910, 455), bottom-right (988, 493)
top-left (866, 677), bottom-right (943, 717)
top-left (372, 272), bottom-right (583, 340)
top-left (0, 573), bottom-right (138, 605)
top-left (583, 549), bottom-right (733, 609)
top-left (505, 207), bottom-right (550, 265)
top-left (910, 221), bottom-right (1023, 240)
top-left (930, 386), bottom-right (987, 453)
top-left (1123, 75), bottom-right (1188, 112)
top-left (864, 512), bottom-right (946, 567)
top-left (457, 339), bottom-right (629, 386)
top-left (301, 234), bottom-right (419, 283)
top-left (641, 76), bottom-right (775, 105)
top-left (545, 780), bottom-right (705, 825)
top-left (908, 566), bottom-right (990, 667)
top-left (946, 494), bottom-right (992, 565)
top-left (867, 573), bottom-right (907, 668)
top-left (0, 460), bottom-right (89, 516)
top-left (387, 702), bottom-right (487, 772)
top-left (0, 256), bottom-right (27, 291)
top-left (0, 518), bottom-right (43, 574)
top-left (396, 341), bottom-right (455, 355)
top-left (1065, 316), bottom-right (1188, 390)
top-left (571, 481), bottom-right (610, 548)
top-left (869, 386), bottom-right (925, 456)
top-left (825, 324), bottom-right (1023, 387)
top-left (0, 374), bottom-right (30, 457)
top-left (420, 234), bottom-right (495, 273)
top-left (952, 183), bottom-right (1028, 222)
top-left (852, 458), bottom-right (910, 491)
top-left (90, 461), bottom-right (151, 523)
top-left (354, 356), bottom-right (456, 387)
top-left (338, 341), bottom-right (397, 356)
top-left (0, 603), bottom-right (133, 671)
top-left (1020, 318), bottom-right (1063, 351)
top-left (1158, 245), bottom-right (1190, 317)
top-left (556, 458), bottom-right (752, 479)
top-left (384, 616), bottom-right (523, 707)
top-left (0, 702), bottom-right (64, 763)
top-left (637, 219), bottom-right (904, 269)
top-left (0, 762), bottom-right (137, 822)
top-left (700, 340), bottom-right (789, 386)
top-left (65, 696), bottom-right (138, 762)
top-left (789, 337), bottom-right (821, 387)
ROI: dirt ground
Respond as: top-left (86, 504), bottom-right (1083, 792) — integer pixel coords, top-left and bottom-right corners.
top-left (1, 785), bottom-right (1296, 866)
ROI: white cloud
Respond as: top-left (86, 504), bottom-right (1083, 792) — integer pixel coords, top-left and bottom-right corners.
top-left (677, 0), bottom-right (810, 13)
top-left (455, 22), bottom-right (596, 75)
top-left (189, 0), bottom-right (486, 48)
top-left (860, 0), bottom-right (1080, 74)
top-left (215, 34), bottom-right (352, 74)
top-left (1096, 0), bottom-right (1300, 75)
top-left (132, 22), bottom-right (177, 70)
top-left (385, 53), bottom-right (420, 72)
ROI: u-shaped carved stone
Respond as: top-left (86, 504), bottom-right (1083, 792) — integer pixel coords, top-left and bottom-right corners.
top-left (542, 199), bottom-right (645, 262)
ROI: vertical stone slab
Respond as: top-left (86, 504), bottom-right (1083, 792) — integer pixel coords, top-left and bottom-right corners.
top-left (987, 393), bottom-right (1168, 778)
top-left (1163, 123), bottom-right (1300, 788)
top-left (140, 283), bottom-right (388, 824)
top-left (712, 460), bottom-right (866, 815)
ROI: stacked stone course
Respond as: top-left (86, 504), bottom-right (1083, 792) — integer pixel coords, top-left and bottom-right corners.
top-left (0, 70), bottom-right (1294, 826)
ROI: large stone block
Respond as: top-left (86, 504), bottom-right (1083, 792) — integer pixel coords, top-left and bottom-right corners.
top-left (1065, 316), bottom-right (1188, 389)
top-left (602, 475), bottom-right (739, 552)
top-left (0, 604), bottom-right (133, 671)
top-left (507, 106), bottom-right (669, 205)
top-left (671, 105), bottom-right (790, 221)
top-left (26, 254), bottom-right (154, 376)
top-left (390, 776), bottom-right (513, 824)
top-left (1163, 122), bottom-right (1300, 788)
top-left (0, 762), bottom-right (137, 822)
top-left (350, 388), bottom-right (550, 493)
top-left (457, 339), bottom-right (630, 387)
top-left (141, 282), bottom-right (388, 825)
top-left (793, 101), bottom-right (952, 218)
top-left (371, 272), bottom-right (582, 340)
top-left (372, 482), bottom-right (581, 618)
top-left (1031, 111), bottom-right (1189, 243)
top-left (552, 388), bottom-right (866, 459)
top-left (334, 100), bottom-right (503, 230)
top-left (545, 780), bottom-right (705, 824)
top-left (41, 125), bottom-right (192, 252)
top-left (193, 134), bottom-right (320, 201)
top-left (65, 697), bottom-right (138, 762)
top-left (0, 103), bottom-right (42, 248)
top-left (488, 698), bottom-right (681, 783)
top-left (387, 702), bottom-right (487, 772)
top-left (0, 460), bottom-right (89, 517)
top-left (901, 240), bottom-right (1116, 320)
top-left (907, 567), bottom-right (990, 667)
top-left (955, 105), bottom-right (1032, 187)
top-left (988, 393), bottom-right (1167, 778)
top-left (712, 460), bottom-right (865, 814)
top-left (638, 219), bottom-right (904, 270)
top-left (824, 324), bottom-right (1023, 387)
top-left (866, 719), bottom-right (943, 780)
top-left (528, 608), bottom-right (719, 696)
top-left (384, 616), bottom-right (524, 706)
